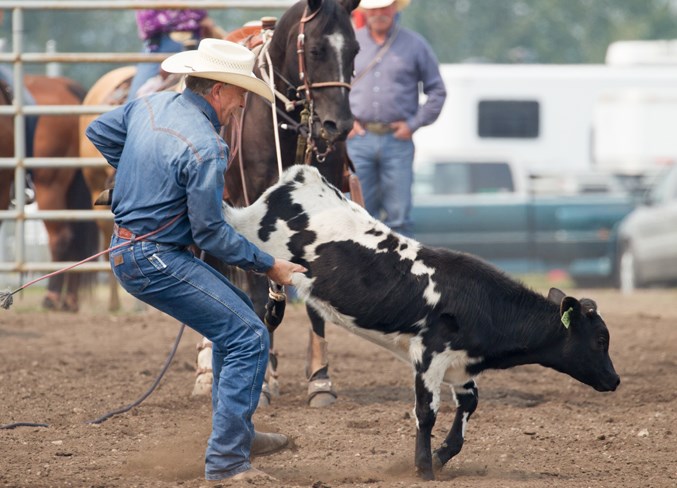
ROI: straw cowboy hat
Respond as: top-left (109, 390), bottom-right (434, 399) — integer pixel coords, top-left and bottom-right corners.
top-left (359, 0), bottom-right (410, 10)
top-left (161, 38), bottom-right (273, 102)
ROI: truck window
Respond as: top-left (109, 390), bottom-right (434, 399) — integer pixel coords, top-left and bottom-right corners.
top-left (478, 100), bottom-right (540, 139)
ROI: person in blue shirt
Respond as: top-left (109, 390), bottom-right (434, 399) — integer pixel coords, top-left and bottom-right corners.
top-left (347, 0), bottom-right (446, 237)
top-left (86, 39), bottom-right (306, 483)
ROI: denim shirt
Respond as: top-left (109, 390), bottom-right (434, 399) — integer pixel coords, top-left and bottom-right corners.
top-left (85, 88), bottom-right (274, 273)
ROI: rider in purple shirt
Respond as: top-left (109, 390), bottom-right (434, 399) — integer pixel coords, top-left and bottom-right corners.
top-left (128, 8), bottom-right (216, 99)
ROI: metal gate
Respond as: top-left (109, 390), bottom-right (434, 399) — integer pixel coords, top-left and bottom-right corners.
top-left (0, 0), bottom-right (292, 282)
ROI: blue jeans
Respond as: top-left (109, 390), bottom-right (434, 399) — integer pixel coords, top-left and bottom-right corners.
top-left (128, 33), bottom-right (192, 100)
top-left (109, 235), bottom-right (269, 480)
top-left (347, 132), bottom-right (416, 236)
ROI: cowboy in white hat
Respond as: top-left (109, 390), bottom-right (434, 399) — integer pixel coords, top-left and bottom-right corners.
top-left (86, 38), bottom-right (306, 482)
top-left (348, 0), bottom-right (446, 236)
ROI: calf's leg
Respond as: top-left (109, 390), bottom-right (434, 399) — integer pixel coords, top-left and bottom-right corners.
top-left (413, 372), bottom-right (438, 480)
top-left (433, 379), bottom-right (479, 469)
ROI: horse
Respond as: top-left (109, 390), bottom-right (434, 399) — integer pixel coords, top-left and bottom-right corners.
top-left (215, 0), bottom-right (361, 408)
top-left (0, 75), bottom-right (99, 312)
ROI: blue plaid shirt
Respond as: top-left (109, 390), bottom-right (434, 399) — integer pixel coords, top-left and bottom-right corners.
top-left (86, 88), bottom-right (274, 273)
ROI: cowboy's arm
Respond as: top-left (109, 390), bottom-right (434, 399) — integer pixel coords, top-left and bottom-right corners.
top-left (185, 155), bottom-right (275, 273)
top-left (85, 104), bottom-right (130, 169)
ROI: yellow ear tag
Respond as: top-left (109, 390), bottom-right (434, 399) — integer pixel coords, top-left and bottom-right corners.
top-left (561, 307), bottom-right (573, 329)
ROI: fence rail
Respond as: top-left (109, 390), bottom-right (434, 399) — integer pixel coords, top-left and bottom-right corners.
top-left (0, 0), bottom-right (294, 276)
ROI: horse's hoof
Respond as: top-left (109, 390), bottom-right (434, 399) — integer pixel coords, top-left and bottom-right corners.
top-left (268, 377), bottom-right (280, 398)
top-left (307, 378), bottom-right (337, 408)
top-left (191, 372), bottom-right (213, 397)
top-left (42, 295), bottom-right (58, 311)
top-left (259, 391), bottom-right (271, 408)
top-left (258, 382), bottom-right (272, 408)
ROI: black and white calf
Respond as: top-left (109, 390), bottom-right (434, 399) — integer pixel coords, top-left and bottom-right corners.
top-left (224, 165), bottom-right (621, 480)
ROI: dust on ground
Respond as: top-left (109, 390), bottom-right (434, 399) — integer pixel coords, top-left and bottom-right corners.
top-left (1, 286), bottom-right (676, 488)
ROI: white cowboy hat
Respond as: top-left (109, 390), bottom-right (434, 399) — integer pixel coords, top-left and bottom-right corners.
top-left (359, 0), bottom-right (410, 11)
top-left (161, 38), bottom-right (273, 102)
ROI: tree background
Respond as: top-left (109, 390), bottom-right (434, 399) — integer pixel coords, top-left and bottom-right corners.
top-left (2, 0), bottom-right (677, 89)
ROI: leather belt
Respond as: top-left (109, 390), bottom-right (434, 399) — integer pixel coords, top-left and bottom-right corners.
top-left (113, 223), bottom-right (135, 240)
top-left (362, 122), bottom-right (394, 135)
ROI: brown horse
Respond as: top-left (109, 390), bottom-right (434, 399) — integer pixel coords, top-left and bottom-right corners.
top-left (0, 75), bottom-right (99, 312)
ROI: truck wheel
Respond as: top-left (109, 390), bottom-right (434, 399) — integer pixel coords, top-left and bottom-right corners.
top-left (618, 245), bottom-right (640, 293)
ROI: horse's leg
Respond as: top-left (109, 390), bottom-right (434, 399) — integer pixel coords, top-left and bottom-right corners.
top-left (33, 168), bottom-right (80, 311)
top-left (432, 379), bottom-right (479, 471)
top-left (306, 306), bottom-right (337, 408)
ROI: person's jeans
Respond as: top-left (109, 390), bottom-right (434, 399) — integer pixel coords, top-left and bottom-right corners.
top-left (109, 236), bottom-right (269, 480)
top-left (127, 34), bottom-right (188, 100)
top-left (347, 132), bottom-right (416, 236)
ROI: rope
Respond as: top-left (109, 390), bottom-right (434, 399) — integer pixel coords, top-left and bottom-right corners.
top-left (0, 322), bottom-right (185, 429)
top-left (1, 246), bottom-right (209, 429)
top-left (0, 211), bottom-right (185, 311)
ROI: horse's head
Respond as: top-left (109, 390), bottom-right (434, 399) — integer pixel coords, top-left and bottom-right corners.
top-left (275, 0), bottom-right (360, 148)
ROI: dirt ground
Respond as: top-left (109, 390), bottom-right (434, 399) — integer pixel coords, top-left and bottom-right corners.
top-left (1, 284), bottom-right (676, 488)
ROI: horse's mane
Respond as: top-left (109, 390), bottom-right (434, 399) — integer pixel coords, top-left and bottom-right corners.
top-left (276, 0), bottom-right (348, 38)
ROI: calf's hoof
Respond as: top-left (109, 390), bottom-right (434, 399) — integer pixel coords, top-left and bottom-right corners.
top-left (432, 452), bottom-right (444, 471)
top-left (416, 467), bottom-right (435, 481)
top-left (307, 378), bottom-right (337, 408)
top-left (191, 372), bottom-right (213, 397)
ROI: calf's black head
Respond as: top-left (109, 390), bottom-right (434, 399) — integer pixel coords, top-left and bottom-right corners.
top-left (547, 288), bottom-right (620, 392)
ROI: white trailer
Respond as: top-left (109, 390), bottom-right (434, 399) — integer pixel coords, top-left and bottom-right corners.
top-left (414, 63), bottom-right (677, 176)
top-left (593, 87), bottom-right (677, 175)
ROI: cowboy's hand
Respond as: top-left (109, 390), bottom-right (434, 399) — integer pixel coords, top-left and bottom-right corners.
top-left (391, 121), bottom-right (413, 140)
top-left (348, 120), bottom-right (366, 139)
top-left (266, 258), bottom-right (307, 286)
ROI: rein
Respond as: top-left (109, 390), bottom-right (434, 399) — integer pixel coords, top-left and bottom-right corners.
top-left (0, 211), bottom-right (186, 310)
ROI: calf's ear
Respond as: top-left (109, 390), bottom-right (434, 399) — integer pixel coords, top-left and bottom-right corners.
top-left (560, 296), bottom-right (581, 329)
top-left (547, 287), bottom-right (566, 304)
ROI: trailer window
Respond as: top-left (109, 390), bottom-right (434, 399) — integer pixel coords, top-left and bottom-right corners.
top-left (478, 100), bottom-right (540, 138)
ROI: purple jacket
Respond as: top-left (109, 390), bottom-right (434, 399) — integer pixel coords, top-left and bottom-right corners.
top-left (135, 9), bottom-right (207, 40)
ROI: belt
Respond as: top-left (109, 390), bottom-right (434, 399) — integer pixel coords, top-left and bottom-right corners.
top-left (362, 122), bottom-right (394, 135)
top-left (113, 223), bottom-right (136, 240)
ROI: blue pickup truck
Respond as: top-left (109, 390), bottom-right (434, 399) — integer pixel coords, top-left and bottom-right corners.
top-left (411, 160), bottom-right (636, 285)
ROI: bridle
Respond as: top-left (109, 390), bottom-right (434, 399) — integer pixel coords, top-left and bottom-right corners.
top-left (259, 3), bottom-right (352, 165)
